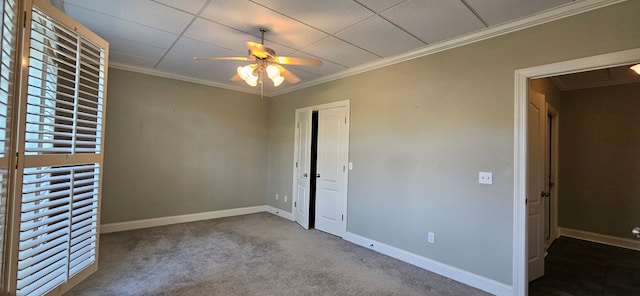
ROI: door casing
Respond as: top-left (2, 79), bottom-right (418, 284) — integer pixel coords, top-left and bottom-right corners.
top-left (513, 47), bottom-right (640, 296)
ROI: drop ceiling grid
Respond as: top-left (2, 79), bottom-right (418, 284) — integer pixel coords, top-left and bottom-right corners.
top-left (60, 0), bottom-right (601, 95)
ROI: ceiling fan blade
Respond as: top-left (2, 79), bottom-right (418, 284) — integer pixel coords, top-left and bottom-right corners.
top-left (274, 56), bottom-right (322, 66)
top-left (246, 41), bottom-right (270, 59)
top-left (277, 65), bottom-right (301, 84)
top-left (194, 56), bottom-right (250, 61)
top-left (230, 74), bottom-right (242, 81)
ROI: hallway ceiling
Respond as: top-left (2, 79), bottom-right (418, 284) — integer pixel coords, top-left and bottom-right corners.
top-left (61, 0), bottom-right (577, 96)
top-left (552, 65), bottom-right (640, 91)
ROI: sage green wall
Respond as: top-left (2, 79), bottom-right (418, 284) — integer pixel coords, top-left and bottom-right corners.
top-left (266, 1), bottom-right (640, 285)
top-left (102, 69), bottom-right (268, 224)
top-left (559, 82), bottom-right (640, 239)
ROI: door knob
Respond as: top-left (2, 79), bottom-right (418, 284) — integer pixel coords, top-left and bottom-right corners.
top-left (540, 191), bottom-right (550, 198)
top-left (633, 227), bottom-right (640, 239)
top-left (303, 173), bottom-right (308, 178)
top-left (316, 173), bottom-right (321, 178)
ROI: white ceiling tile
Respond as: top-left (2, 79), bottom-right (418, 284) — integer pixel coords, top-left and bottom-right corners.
top-left (151, 0), bottom-right (209, 14)
top-left (64, 5), bottom-right (179, 49)
top-left (302, 37), bottom-right (379, 67)
top-left (335, 15), bottom-right (424, 57)
top-left (464, 0), bottom-right (571, 26)
top-left (251, 0), bottom-right (374, 34)
top-left (184, 18), bottom-right (258, 52)
top-left (109, 51), bottom-right (159, 68)
top-left (171, 37), bottom-right (246, 58)
top-left (356, 0), bottom-right (407, 13)
top-left (199, 0), bottom-right (328, 48)
top-left (98, 31), bottom-right (167, 61)
top-left (381, 0), bottom-right (486, 44)
top-left (64, 0), bottom-right (193, 34)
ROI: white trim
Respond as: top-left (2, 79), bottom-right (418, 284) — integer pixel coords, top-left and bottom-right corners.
top-left (513, 47), bottom-right (640, 296)
top-left (558, 227), bottom-right (640, 251)
top-left (266, 206), bottom-right (294, 221)
top-left (344, 232), bottom-right (513, 296)
top-left (100, 206), bottom-right (267, 233)
top-left (108, 1), bottom-right (623, 98)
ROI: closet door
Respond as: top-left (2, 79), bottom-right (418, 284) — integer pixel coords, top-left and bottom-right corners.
top-left (7, 0), bottom-right (108, 295)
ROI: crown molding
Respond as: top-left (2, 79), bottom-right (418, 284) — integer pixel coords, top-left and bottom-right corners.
top-left (109, 0), bottom-right (625, 98)
top-left (108, 62), bottom-right (266, 97)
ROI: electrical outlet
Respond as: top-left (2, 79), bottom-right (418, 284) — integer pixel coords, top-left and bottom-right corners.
top-left (284, 195), bottom-right (288, 202)
top-left (428, 232), bottom-right (435, 244)
top-left (275, 194), bottom-right (279, 200)
top-left (479, 172), bottom-right (493, 185)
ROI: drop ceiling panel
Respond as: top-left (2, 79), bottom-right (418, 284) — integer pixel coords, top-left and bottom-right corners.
top-left (151, 0), bottom-right (209, 14)
top-left (251, 0), bottom-right (374, 34)
top-left (302, 37), bottom-right (379, 67)
top-left (464, 0), bottom-right (572, 26)
top-left (171, 37), bottom-right (247, 59)
top-left (335, 15), bottom-right (425, 57)
top-left (98, 31), bottom-right (167, 62)
top-left (184, 18), bottom-right (258, 53)
top-left (64, 0), bottom-right (193, 34)
top-left (109, 51), bottom-right (159, 68)
top-left (64, 5), bottom-right (179, 49)
top-left (199, 0), bottom-right (328, 48)
top-left (356, 0), bottom-right (407, 13)
top-left (381, 0), bottom-right (486, 44)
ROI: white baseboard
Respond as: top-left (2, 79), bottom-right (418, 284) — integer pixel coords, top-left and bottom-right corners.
top-left (100, 205), bottom-right (267, 233)
top-left (343, 232), bottom-right (513, 296)
top-left (265, 206), bottom-right (294, 221)
top-left (558, 227), bottom-right (640, 251)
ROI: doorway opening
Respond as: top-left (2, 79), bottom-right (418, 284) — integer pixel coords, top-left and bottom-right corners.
top-left (309, 111), bottom-right (318, 229)
top-left (513, 47), bottom-right (640, 296)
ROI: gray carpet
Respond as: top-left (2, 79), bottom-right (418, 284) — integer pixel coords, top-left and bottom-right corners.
top-left (65, 213), bottom-right (489, 296)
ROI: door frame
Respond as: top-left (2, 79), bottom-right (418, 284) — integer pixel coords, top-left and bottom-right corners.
top-left (546, 103), bottom-right (559, 248)
top-left (291, 100), bottom-right (350, 235)
top-left (513, 47), bottom-right (640, 295)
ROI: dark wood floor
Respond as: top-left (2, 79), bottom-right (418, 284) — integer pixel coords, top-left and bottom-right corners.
top-left (529, 236), bottom-right (640, 296)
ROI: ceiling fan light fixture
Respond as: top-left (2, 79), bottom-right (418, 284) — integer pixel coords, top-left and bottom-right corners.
top-left (272, 75), bottom-right (285, 87)
top-left (266, 64), bottom-right (280, 80)
top-left (631, 64), bottom-right (640, 75)
top-left (246, 74), bottom-right (258, 87)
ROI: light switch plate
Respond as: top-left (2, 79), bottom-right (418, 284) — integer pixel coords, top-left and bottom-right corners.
top-left (479, 172), bottom-right (493, 184)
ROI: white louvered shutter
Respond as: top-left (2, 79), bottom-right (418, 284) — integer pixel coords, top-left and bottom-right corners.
top-left (0, 0), bottom-right (18, 288)
top-left (13, 0), bottom-right (108, 295)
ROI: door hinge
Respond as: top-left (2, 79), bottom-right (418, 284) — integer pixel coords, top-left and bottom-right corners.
top-left (294, 201), bottom-right (297, 207)
top-left (297, 122), bottom-right (300, 128)
top-left (23, 11), bottom-right (27, 28)
top-left (15, 152), bottom-right (18, 169)
top-left (345, 117), bottom-right (347, 124)
top-left (295, 162), bottom-right (298, 168)
top-left (343, 165), bottom-right (345, 172)
top-left (341, 214), bottom-right (344, 221)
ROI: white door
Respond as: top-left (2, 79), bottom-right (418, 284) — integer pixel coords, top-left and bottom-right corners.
top-left (294, 109), bottom-right (312, 229)
top-left (528, 91), bottom-right (547, 281)
top-left (315, 107), bottom-right (348, 237)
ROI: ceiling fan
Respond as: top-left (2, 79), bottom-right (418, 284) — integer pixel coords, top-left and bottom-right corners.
top-left (194, 28), bottom-right (322, 89)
